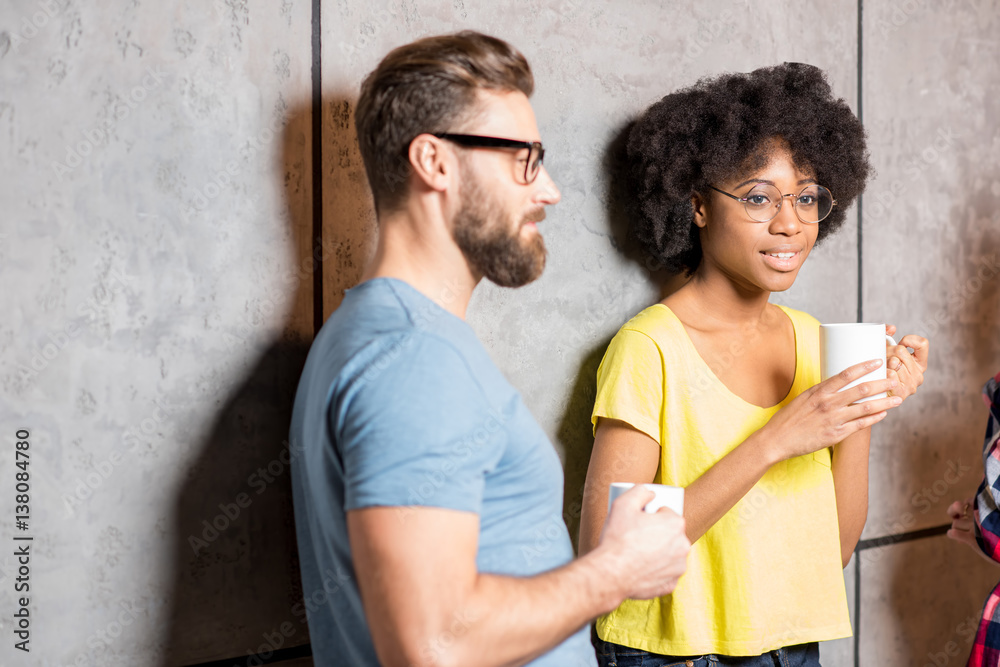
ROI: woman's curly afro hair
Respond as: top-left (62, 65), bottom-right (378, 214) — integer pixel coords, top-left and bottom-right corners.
top-left (626, 62), bottom-right (871, 274)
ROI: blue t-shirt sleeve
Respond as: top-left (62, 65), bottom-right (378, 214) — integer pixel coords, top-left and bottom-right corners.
top-left (335, 332), bottom-right (506, 514)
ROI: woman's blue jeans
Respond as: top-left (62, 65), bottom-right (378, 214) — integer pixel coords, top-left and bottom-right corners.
top-left (593, 632), bottom-right (822, 667)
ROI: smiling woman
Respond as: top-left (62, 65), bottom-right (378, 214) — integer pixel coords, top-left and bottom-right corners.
top-left (692, 137), bottom-right (824, 298)
top-left (623, 62), bottom-right (869, 277)
top-left (578, 63), bottom-right (930, 667)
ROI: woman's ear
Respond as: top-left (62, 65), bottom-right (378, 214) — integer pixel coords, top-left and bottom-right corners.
top-left (691, 192), bottom-right (709, 229)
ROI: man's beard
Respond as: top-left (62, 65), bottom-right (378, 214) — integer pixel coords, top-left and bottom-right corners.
top-left (451, 169), bottom-right (547, 288)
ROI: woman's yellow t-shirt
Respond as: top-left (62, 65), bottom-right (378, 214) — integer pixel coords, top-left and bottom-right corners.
top-left (591, 303), bottom-right (851, 656)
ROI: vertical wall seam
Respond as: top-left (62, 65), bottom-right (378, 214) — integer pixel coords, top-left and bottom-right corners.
top-left (855, 3), bottom-right (864, 665)
top-left (856, 0), bottom-right (864, 326)
top-left (311, 0), bottom-right (324, 336)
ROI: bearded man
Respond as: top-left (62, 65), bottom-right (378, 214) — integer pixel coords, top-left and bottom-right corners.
top-left (289, 31), bottom-right (690, 667)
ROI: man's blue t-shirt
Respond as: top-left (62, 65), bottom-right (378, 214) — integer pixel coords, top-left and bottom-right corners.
top-left (289, 278), bottom-right (596, 667)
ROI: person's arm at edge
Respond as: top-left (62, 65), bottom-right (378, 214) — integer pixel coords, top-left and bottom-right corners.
top-left (348, 487), bottom-right (688, 667)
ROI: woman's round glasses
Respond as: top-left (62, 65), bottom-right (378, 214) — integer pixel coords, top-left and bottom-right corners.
top-left (709, 183), bottom-right (837, 224)
top-left (434, 133), bottom-right (544, 185)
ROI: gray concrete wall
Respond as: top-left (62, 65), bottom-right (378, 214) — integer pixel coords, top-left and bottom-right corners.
top-left (856, 0), bottom-right (1000, 663)
top-left (1, 0), bottom-right (997, 665)
top-left (0, 1), bottom-right (315, 665)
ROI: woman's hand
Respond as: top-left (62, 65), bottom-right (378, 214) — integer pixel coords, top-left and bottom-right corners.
top-left (946, 498), bottom-right (998, 565)
top-left (885, 325), bottom-right (929, 402)
top-left (760, 358), bottom-right (901, 462)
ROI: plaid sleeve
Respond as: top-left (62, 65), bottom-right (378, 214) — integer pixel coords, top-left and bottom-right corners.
top-left (967, 372), bottom-right (1000, 667)
top-left (974, 371), bottom-right (1000, 560)
top-left (968, 588), bottom-right (1000, 667)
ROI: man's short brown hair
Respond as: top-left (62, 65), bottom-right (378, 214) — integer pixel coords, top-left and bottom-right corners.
top-left (354, 31), bottom-right (534, 214)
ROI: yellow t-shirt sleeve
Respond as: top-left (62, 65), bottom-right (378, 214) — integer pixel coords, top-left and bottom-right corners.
top-left (591, 328), bottom-right (663, 444)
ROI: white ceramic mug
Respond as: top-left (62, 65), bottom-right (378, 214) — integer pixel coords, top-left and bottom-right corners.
top-left (608, 482), bottom-right (684, 515)
top-left (819, 323), bottom-right (897, 401)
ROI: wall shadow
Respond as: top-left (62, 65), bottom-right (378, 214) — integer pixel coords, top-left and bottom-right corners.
top-left (886, 182), bottom-right (1000, 666)
top-left (558, 118), bottom-right (687, 551)
top-left (158, 89), bottom-right (376, 666)
top-left (597, 117), bottom-right (690, 301)
top-left (160, 101), bottom-right (318, 666)
top-left (322, 91), bottom-right (378, 313)
top-left (559, 341), bottom-right (612, 553)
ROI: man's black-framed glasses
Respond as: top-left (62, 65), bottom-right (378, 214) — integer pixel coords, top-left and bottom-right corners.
top-left (434, 133), bottom-right (545, 185)
top-left (708, 183), bottom-right (837, 224)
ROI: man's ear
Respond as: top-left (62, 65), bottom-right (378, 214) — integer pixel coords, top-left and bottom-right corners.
top-left (691, 192), bottom-right (709, 229)
top-left (407, 134), bottom-right (452, 194)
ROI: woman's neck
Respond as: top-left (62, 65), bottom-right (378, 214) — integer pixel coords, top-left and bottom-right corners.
top-left (667, 268), bottom-right (773, 331)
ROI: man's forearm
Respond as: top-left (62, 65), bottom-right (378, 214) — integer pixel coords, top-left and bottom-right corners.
top-left (353, 497), bottom-right (687, 667)
top-left (412, 550), bottom-right (624, 667)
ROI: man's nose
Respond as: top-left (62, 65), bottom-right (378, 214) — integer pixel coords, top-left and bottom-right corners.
top-left (535, 166), bottom-right (561, 205)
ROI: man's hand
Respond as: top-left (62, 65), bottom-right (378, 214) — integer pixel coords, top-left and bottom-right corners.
top-left (885, 325), bottom-right (929, 402)
top-left (591, 485), bottom-right (690, 600)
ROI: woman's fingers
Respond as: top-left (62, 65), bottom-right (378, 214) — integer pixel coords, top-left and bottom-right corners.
top-left (889, 345), bottom-right (914, 374)
top-left (899, 334), bottom-right (930, 371)
top-left (897, 365), bottom-right (917, 398)
top-left (887, 342), bottom-right (924, 399)
top-left (826, 358), bottom-right (885, 393)
top-left (883, 328), bottom-right (929, 401)
top-left (845, 409), bottom-right (889, 432)
top-left (844, 393), bottom-right (901, 420)
top-left (836, 397), bottom-right (897, 436)
top-left (886, 344), bottom-right (906, 372)
top-left (842, 378), bottom-right (900, 405)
